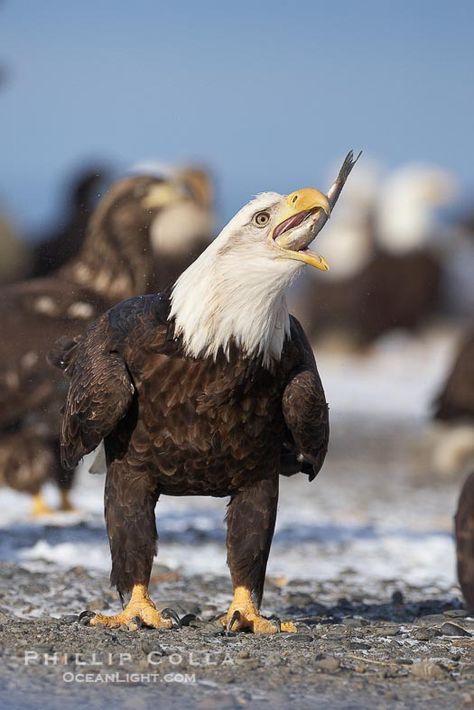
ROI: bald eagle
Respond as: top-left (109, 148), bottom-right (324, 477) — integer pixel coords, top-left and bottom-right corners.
top-left (0, 171), bottom-right (213, 515)
top-left (55, 152), bottom-right (359, 633)
top-left (456, 471), bottom-right (474, 610)
top-left (430, 330), bottom-right (474, 475)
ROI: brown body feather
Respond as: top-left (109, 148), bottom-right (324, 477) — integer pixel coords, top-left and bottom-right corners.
top-left (57, 294), bottom-right (329, 598)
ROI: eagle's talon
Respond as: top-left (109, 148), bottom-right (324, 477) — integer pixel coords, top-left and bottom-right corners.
top-left (78, 610), bottom-right (95, 626)
top-left (227, 610), bottom-right (241, 632)
top-left (128, 615), bottom-right (143, 631)
top-left (161, 607), bottom-right (182, 628)
top-left (268, 614), bottom-right (282, 632)
top-left (222, 587), bottom-right (297, 634)
top-left (180, 613), bottom-right (198, 627)
top-left (88, 584), bottom-right (174, 630)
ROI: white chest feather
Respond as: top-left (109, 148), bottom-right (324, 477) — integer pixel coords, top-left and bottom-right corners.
top-left (170, 238), bottom-right (301, 368)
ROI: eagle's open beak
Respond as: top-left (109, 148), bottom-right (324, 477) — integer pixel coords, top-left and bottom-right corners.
top-left (272, 151), bottom-right (362, 271)
top-left (272, 187), bottom-right (331, 271)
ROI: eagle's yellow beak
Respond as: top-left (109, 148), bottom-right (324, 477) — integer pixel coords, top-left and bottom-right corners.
top-left (141, 183), bottom-right (184, 209)
top-left (272, 188), bottom-right (331, 271)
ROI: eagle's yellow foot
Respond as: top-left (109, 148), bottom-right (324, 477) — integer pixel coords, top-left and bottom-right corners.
top-left (88, 584), bottom-right (179, 630)
top-left (222, 586), bottom-right (297, 634)
top-left (31, 493), bottom-right (54, 517)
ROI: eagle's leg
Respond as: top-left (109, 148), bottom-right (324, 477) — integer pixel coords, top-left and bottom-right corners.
top-left (31, 492), bottom-right (54, 517)
top-left (89, 461), bottom-right (173, 630)
top-left (223, 477), bottom-right (296, 634)
top-left (51, 448), bottom-right (77, 512)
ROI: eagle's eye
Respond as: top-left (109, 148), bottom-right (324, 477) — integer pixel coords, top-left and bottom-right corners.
top-left (253, 211), bottom-right (270, 228)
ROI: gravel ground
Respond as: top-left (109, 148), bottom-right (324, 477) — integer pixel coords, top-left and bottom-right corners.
top-left (0, 398), bottom-right (472, 708)
top-left (0, 564), bottom-right (472, 709)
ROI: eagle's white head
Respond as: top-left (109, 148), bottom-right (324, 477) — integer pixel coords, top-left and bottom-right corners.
top-left (170, 152), bottom-right (359, 367)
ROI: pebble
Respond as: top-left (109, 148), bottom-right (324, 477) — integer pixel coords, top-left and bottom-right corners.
top-left (285, 634), bottom-right (314, 643)
top-left (440, 622), bottom-right (472, 637)
top-left (410, 660), bottom-right (447, 680)
top-left (411, 627), bottom-right (439, 642)
top-left (415, 614), bottom-right (446, 626)
top-left (349, 641), bottom-right (372, 650)
top-left (342, 617), bottom-right (369, 628)
top-left (443, 609), bottom-right (468, 619)
top-left (235, 657), bottom-right (259, 669)
top-left (315, 657), bottom-right (340, 673)
top-left (375, 625), bottom-right (400, 637)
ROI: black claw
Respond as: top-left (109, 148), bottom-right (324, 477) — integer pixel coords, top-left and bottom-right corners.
top-left (130, 615), bottom-right (143, 629)
top-left (161, 607), bottom-right (182, 628)
top-left (268, 614), bottom-right (282, 632)
top-left (180, 613), bottom-right (198, 627)
top-left (227, 610), bottom-right (241, 632)
top-left (78, 610), bottom-right (95, 626)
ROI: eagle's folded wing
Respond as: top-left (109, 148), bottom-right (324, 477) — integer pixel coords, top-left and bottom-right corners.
top-left (55, 321), bottom-right (135, 469)
top-left (281, 317), bottom-right (329, 481)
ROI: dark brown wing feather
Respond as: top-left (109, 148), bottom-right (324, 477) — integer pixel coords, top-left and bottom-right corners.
top-left (433, 330), bottom-right (474, 422)
top-left (281, 317), bottom-right (329, 480)
top-left (455, 471), bottom-right (474, 610)
top-left (58, 316), bottom-right (135, 469)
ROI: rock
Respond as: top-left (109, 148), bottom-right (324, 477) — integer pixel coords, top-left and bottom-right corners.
top-left (316, 656), bottom-right (340, 673)
top-left (410, 661), bottom-right (447, 680)
top-left (375, 625), bottom-right (400, 637)
top-left (415, 614), bottom-right (446, 626)
top-left (411, 627), bottom-right (440, 642)
top-left (342, 617), bottom-right (369, 628)
top-left (443, 609), bottom-right (468, 619)
top-left (349, 641), bottom-right (372, 650)
top-left (285, 634), bottom-right (314, 643)
top-left (440, 622), bottom-right (472, 637)
top-left (235, 657), bottom-right (259, 669)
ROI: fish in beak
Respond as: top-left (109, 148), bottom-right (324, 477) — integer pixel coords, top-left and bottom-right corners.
top-left (273, 150), bottom-right (362, 271)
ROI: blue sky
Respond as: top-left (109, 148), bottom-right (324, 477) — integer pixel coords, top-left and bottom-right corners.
top-left (1, 0), bottom-right (473, 231)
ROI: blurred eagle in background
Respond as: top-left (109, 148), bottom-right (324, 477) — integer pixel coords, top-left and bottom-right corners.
top-left (0, 168), bottom-right (214, 514)
top-left (456, 471), bottom-right (474, 611)
top-left (430, 330), bottom-right (474, 476)
top-left (291, 162), bottom-right (457, 347)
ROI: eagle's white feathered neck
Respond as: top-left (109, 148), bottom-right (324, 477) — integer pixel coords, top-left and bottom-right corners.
top-left (169, 198), bottom-right (302, 368)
